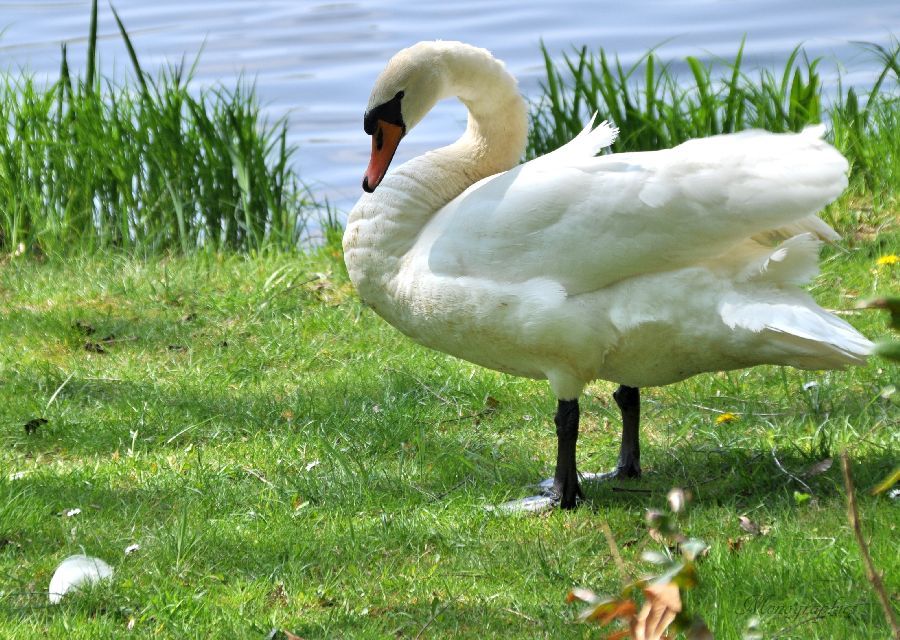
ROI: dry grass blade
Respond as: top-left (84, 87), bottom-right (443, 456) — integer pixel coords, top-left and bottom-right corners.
top-left (601, 519), bottom-right (631, 588)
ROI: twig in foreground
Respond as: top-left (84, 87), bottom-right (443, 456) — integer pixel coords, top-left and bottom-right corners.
top-left (840, 450), bottom-right (899, 640)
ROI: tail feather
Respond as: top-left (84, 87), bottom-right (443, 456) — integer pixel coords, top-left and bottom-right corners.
top-left (675, 125), bottom-right (849, 230)
top-left (720, 296), bottom-right (873, 369)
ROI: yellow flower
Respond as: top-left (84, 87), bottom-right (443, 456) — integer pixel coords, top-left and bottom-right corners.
top-left (716, 412), bottom-right (738, 424)
top-left (876, 254), bottom-right (899, 267)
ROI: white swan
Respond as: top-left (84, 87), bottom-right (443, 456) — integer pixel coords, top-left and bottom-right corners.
top-left (343, 41), bottom-right (872, 509)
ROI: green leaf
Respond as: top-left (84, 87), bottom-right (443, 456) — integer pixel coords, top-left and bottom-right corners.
top-left (110, 2), bottom-right (148, 95)
top-left (85, 0), bottom-right (98, 91)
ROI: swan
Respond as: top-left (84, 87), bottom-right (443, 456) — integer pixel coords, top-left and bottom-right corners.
top-left (343, 41), bottom-right (872, 510)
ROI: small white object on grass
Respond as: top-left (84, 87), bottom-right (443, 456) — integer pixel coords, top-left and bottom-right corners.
top-left (667, 487), bottom-right (687, 513)
top-left (48, 554), bottom-right (113, 604)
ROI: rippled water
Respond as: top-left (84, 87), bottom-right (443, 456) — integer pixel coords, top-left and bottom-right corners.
top-left (1, 0), bottom-right (897, 211)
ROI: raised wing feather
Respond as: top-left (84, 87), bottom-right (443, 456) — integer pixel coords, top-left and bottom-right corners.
top-left (423, 121), bottom-right (847, 294)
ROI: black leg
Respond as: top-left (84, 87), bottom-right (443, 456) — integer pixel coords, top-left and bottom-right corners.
top-left (552, 398), bottom-right (584, 509)
top-left (612, 385), bottom-right (641, 478)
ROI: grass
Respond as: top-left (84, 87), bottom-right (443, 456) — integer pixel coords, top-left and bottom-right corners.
top-left (0, 198), bottom-right (897, 638)
top-left (1, 22), bottom-right (899, 638)
top-left (528, 39), bottom-right (900, 206)
top-left (0, 0), bottom-right (322, 255)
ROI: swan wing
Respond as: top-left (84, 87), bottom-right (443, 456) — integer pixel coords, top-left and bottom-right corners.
top-left (423, 121), bottom-right (848, 294)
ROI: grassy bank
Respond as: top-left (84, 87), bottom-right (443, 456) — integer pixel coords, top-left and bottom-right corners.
top-left (2, 17), bottom-right (900, 638)
top-left (0, 208), bottom-right (897, 637)
top-left (0, 1), bottom-right (322, 255)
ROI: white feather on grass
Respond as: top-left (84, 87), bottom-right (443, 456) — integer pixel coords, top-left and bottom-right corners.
top-left (48, 554), bottom-right (113, 604)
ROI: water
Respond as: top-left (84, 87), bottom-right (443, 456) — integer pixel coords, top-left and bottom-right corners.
top-left (1, 0), bottom-right (897, 212)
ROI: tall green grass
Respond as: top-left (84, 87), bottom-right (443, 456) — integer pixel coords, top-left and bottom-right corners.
top-left (528, 39), bottom-right (900, 203)
top-left (3, 7), bottom-right (897, 257)
top-left (0, 1), bottom-right (321, 255)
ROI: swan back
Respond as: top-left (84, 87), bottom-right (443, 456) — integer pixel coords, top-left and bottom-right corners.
top-left (422, 124), bottom-right (848, 294)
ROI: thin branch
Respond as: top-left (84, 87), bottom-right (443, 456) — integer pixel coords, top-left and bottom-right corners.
top-left (840, 450), bottom-right (900, 640)
top-left (432, 477), bottom-right (470, 501)
top-left (771, 447), bottom-right (813, 494)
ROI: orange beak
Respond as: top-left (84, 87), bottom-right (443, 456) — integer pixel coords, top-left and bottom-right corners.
top-left (363, 120), bottom-right (404, 193)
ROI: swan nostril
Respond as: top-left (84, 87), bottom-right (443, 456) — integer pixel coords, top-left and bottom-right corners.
top-left (375, 127), bottom-right (384, 151)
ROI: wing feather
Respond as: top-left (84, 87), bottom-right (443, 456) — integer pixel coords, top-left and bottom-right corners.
top-left (422, 123), bottom-right (847, 294)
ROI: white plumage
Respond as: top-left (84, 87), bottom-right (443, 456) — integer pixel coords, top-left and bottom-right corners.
top-left (345, 41), bottom-right (870, 401)
top-left (344, 41), bottom-right (871, 507)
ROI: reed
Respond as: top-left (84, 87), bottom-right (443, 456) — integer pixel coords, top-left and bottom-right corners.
top-left (528, 39), bottom-right (900, 203)
top-left (0, 0), bottom-right (321, 255)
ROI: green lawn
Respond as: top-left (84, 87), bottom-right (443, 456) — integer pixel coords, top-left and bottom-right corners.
top-left (0, 201), bottom-right (897, 638)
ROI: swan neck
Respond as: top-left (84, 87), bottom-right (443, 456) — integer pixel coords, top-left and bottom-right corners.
top-left (445, 47), bottom-right (528, 175)
top-left (344, 44), bottom-right (528, 298)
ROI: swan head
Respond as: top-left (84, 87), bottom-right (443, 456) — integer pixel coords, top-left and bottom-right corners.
top-left (361, 42), bottom-right (448, 192)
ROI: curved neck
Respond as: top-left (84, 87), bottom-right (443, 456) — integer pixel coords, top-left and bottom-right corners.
top-left (344, 44), bottom-right (528, 307)
top-left (348, 44), bottom-right (529, 233)
top-left (443, 44), bottom-right (529, 178)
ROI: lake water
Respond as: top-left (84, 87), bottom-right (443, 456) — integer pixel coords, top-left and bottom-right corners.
top-left (1, 0), bottom-right (897, 212)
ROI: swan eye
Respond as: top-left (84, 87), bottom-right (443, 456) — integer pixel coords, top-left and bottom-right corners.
top-left (364, 90), bottom-right (406, 135)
